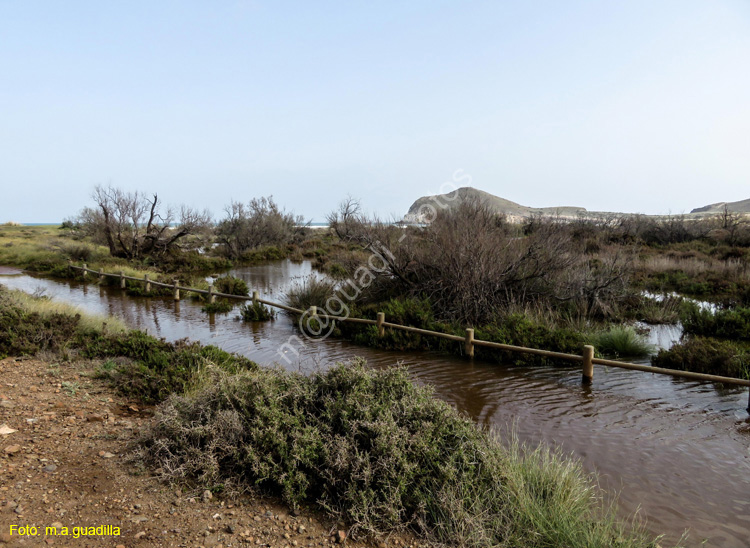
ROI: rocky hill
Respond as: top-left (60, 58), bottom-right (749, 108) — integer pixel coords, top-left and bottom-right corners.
top-left (691, 198), bottom-right (750, 214)
top-left (403, 187), bottom-right (587, 223)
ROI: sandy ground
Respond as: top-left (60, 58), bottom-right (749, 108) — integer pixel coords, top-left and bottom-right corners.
top-left (0, 356), bottom-right (424, 548)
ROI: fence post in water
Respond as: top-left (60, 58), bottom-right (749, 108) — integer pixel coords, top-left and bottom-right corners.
top-left (82, 263), bottom-right (87, 280)
top-left (582, 345), bottom-right (595, 384)
top-left (173, 280), bottom-right (180, 301)
top-left (144, 274), bottom-right (151, 294)
top-left (208, 283), bottom-right (215, 304)
top-left (310, 306), bottom-right (317, 317)
top-left (377, 312), bottom-right (385, 337)
top-left (99, 268), bottom-right (104, 283)
top-left (252, 290), bottom-right (259, 306)
top-left (465, 328), bottom-right (475, 358)
top-left (120, 271), bottom-right (126, 289)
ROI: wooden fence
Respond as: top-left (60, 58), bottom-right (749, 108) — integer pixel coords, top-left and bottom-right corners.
top-left (69, 263), bottom-right (750, 411)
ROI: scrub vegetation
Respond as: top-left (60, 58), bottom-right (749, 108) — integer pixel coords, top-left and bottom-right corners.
top-left (3, 191), bottom-right (750, 381)
top-left (0, 283), bottom-right (664, 548)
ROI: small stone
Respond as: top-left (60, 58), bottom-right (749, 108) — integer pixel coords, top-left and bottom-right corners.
top-left (202, 489), bottom-right (213, 502)
top-left (43, 464), bottom-right (58, 473)
top-left (99, 451), bottom-right (115, 458)
top-left (4, 444), bottom-right (21, 454)
top-left (297, 525), bottom-right (306, 534)
top-left (51, 522), bottom-right (63, 529)
top-left (335, 531), bottom-right (346, 544)
top-left (212, 513), bottom-right (222, 520)
top-left (135, 530), bottom-right (146, 539)
top-left (225, 525), bottom-right (235, 534)
top-left (87, 414), bottom-right (105, 422)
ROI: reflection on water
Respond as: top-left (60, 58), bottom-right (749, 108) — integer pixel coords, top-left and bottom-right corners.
top-left (2, 261), bottom-right (750, 547)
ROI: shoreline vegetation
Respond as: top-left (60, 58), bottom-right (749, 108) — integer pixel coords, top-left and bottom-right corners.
top-left (2, 190), bottom-right (750, 379)
top-left (0, 284), bottom-right (666, 547)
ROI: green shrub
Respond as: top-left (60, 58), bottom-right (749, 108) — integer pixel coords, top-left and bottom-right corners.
top-left (651, 336), bottom-right (750, 379)
top-left (214, 275), bottom-right (249, 296)
top-left (588, 325), bottom-right (655, 358)
top-left (202, 300), bottom-right (234, 314)
top-left (81, 331), bottom-right (258, 403)
top-left (239, 302), bottom-right (275, 321)
top-left (140, 361), bottom-right (656, 548)
top-left (681, 303), bottom-right (750, 341)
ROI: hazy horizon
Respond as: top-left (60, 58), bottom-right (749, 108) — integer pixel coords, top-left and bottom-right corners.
top-left (2, 1), bottom-right (749, 223)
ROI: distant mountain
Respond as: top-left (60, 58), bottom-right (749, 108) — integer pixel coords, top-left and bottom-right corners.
top-left (690, 198), bottom-right (750, 214)
top-left (403, 187), bottom-right (587, 223)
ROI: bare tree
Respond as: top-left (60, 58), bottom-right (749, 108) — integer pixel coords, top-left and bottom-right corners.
top-left (333, 198), bottom-right (633, 324)
top-left (81, 184), bottom-right (211, 260)
top-left (215, 197), bottom-right (306, 259)
top-left (326, 196), bottom-right (365, 242)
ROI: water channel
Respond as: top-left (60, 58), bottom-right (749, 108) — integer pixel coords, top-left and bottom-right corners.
top-left (2, 260), bottom-right (749, 547)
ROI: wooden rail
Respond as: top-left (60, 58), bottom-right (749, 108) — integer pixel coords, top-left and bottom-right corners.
top-left (68, 263), bottom-right (750, 411)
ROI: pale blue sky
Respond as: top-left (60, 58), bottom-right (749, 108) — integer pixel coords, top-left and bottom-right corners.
top-left (1, 1), bottom-right (749, 223)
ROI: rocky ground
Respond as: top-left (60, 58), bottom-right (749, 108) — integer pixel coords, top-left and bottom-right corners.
top-left (0, 356), bottom-right (426, 548)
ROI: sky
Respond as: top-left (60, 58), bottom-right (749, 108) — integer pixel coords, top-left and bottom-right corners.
top-left (1, 1), bottom-right (749, 223)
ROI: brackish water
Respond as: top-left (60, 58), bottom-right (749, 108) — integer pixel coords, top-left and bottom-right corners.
top-left (2, 261), bottom-right (749, 547)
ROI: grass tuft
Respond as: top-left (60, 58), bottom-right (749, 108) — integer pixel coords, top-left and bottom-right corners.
top-left (588, 325), bottom-right (655, 358)
top-left (284, 275), bottom-right (337, 312)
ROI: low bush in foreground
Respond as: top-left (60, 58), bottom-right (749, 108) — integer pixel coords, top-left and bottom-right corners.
top-left (140, 361), bottom-right (657, 548)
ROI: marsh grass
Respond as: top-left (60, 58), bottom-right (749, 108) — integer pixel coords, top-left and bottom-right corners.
top-left (140, 361), bottom-right (660, 548)
top-left (588, 326), bottom-right (655, 358)
top-left (2, 286), bottom-right (127, 333)
top-left (284, 275), bottom-right (337, 311)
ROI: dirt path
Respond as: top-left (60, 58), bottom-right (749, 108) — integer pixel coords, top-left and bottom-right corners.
top-left (0, 357), bottom-right (422, 548)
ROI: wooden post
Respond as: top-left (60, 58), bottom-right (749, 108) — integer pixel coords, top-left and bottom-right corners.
top-left (82, 263), bottom-right (87, 280)
top-left (173, 280), bottom-right (180, 301)
top-left (310, 305), bottom-right (317, 317)
top-left (377, 312), bottom-right (385, 337)
top-left (252, 290), bottom-right (259, 307)
top-left (99, 268), bottom-right (104, 282)
top-left (582, 345), bottom-right (595, 384)
top-left (144, 274), bottom-right (151, 294)
top-left (120, 271), bottom-right (126, 289)
top-left (208, 283), bottom-right (215, 304)
top-left (465, 328), bottom-right (475, 358)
